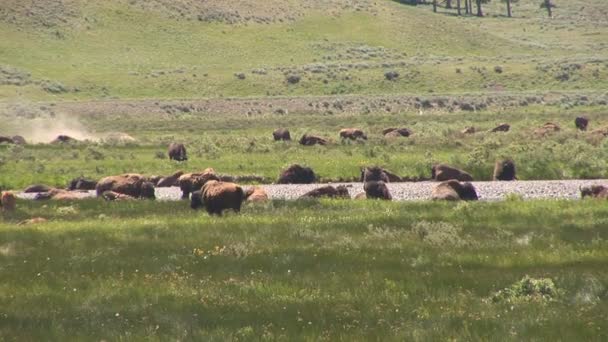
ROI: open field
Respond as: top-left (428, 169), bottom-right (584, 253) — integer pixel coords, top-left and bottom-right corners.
top-left (1, 199), bottom-right (608, 340)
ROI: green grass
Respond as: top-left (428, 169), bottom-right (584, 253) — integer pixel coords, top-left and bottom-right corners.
top-left (1, 198), bottom-right (607, 340)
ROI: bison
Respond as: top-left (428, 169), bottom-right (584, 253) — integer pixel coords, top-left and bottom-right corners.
top-left (12, 135), bottom-right (26, 145)
top-left (300, 185), bottom-right (350, 199)
top-left (364, 181), bottom-right (392, 200)
top-left (431, 164), bottom-right (473, 182)
top-left (23, 184), bottom-right (55, 193)
top-left (490, 123), bottom-right (510, 133)
top-left (361, 166), bottom-right (401, 183)
top-left (190, 180), bottom-right (244, 215)
top-left (244, 186), bottom-right (269, 202)
top-left (101, 191), bottom-right (136, 201)
top-left (299, 134), bottom-right (328, 146)
top-left (461, 126), bottom-right (476, 134)
top-left (273, 128), bottom-right (291, 141)
top-left (575, 117), bottom-right (589, 131)
top-left (534, 122), bottom-right (561, 137)
top-left (580, 185), bottom-right (608, 199)
top-left (432, 180), bottom-right (479, 201)
top-left (95, 174), bottom-right (156, 199)
top-left (1, 191), bottom-right (16, 212)
top-left (35, 189), bottom-right (87, 201)
top-left (67, 177), bottom-right (97, 191)
top-left (493, 159), bottom-right (517, 181)
top-left (51, 135), bottom-right (77, 144)
top-left (339, 128), bottom-right (367, 140)
top-left (383, 128), bottom-right (412, 137)
top-left (0, 136), bottom-right (15, 144)
top-left (168, 143), bottom-right (188, 161)
top-left (156, 170), bottom-right (185, 188)
top-left (277, 164), bottom-right (316, 184)
top-left (178, 168), bottom-right (220, 199)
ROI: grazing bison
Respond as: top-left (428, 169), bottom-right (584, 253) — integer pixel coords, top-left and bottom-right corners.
top-left (67, 177), bottom-right (97, 191)
top-left (432, 164), bottom-right (473, 182)
top-left (51, 135), bottom-right (77, 144)
top-left (277, 164), bottom-right (316, 184)
top-left (178, 168), bottom-right (219, 199)
top-left (23, 184), bottom-right (54, 193)
top-left (575, 117), bottom-right (589, 131)
top-left (300, 185), bottom-right (350, 199)
top-left (12, 135), bottom-right (26, 145)
top-left (156, 170), bottom-right (185, 188)
top-left (383, 128), bottom-right (412, 137)
top-left (244, 186), bottom-right (269, 202)
top-left (339, 128), bottom-right (367, 140)
top-left (272, 128), bottom-right (291, 141)
top-left (168, 143), bottom-right (188, 161)
top-left (299, 134), bottom-right (328, 146)
top-left (190, 180), bottom-right (244, 215)
top-left (432, 180), bottom-right (479, 201)
top-left (0, 136), bottom-right (14, 144)
top-left (364, 181), bottom-right (392, 200)
top-left (490, 123), bottom-right (510, 133)
top-left (1, 191), bottom-right (16, 212)
top-left (461, 126), bottom-right (476, 134)
top-left (580, 185), bottom-right (608, 199)
top-left (95, 174), bottom-right (156, 199)
top-left (360, 166), bottom-right (401, 183)
top-left (493, 159), bottom-right (517, 181)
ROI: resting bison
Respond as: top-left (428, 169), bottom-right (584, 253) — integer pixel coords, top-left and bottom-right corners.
top-left (493, 160), bottom-right (517, 181)
top-left (360, 166), bottom-right (401, 183)
top-left (300, 185), bottom-right (350, 199)
top-left (12, 135), bottom-right (26, 145)
top-left (575, 117), bottom-right (589, 131)
top-left (591, 127), bottom-right (608, 137)
top-left (168, 143), bottom-right (187, 161)
top-left (1, 191), bottom-right (16, 212)
top-left (0, 136), bottom-right (14, 144)
top-left (67, 177), bottom-right (97, 191)
top-left (383, 128), bottom-right (412, 137)
top-left (299, 134), bottom-right (328, 146)
top-left (101, 191), bottom-right (136, 201)
top-left (95, 174), bottom-right (156, 199)
top-left (273, 129), bottom-right (291, 141)
top-left (51, 135), bottom-right (77, 144)
top-left (490, 123), bottom-right (510, 133)
top-left (190, 180), bottom-right (244, 215)
top-left (34, 189), bottom-right (86, 201)
top-left (534, 122), bottom-right (561, 137)
top-left (364, 181), bottom-right (392, 200)
top-left (277, 164), bottom-right (316, 184)
top-left (580, 185), bottom-right (608, 199)
top-left (461, 126), bottom-right (476, 134)
top-left (244, 186), bottom-right (269, 202)
top-left (432, 164), bottom-right (473, 182)
top-left (432, 180), bottom-right (479, 201)
top-left (23, 184), bottom-right (54, 193)
top-left (339, 128), bottom-right (367, 140)
top-left (178, 168), bottom-right (219, 199)
top-left (156, 170), bottom-right (185, 188)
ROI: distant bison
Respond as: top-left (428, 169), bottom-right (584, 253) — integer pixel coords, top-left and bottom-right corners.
top-left (339, 128), bottom-right (367, 140)
top-left (95, 174), bottom-right (156, 199)
top-left (364, 181), bottom-right (392, 200)
top-left (156, 170), bottom-right (185, 188)
top-left (1, 191), bottom-right (16, 212)
top-left (490, 123), bottom-right (510, 133)
top-left (575, 117), bottom-right (589, 131)
top-left (168, 143), bottom-right (187, 161)
top-left (34, 189), bottom-right (87, 201)
top-left (277, 164), bottom-right (316, 184)
top-left (11, 135), bottom-right (26, 144)
top-left (361, 166), bottom-right (401, 183)
top-left (432, 164), bottom-right (473, 182)
top-left (273, 128), bottom-right (291, 141)
top-left (244, 186), bottom-right (269, 202)
top-left (300, 185), bottom-right (350, 199)
top-left (67, 177), bottom-right (97, 191)
top-left (383, 128), bottom-right (412, 137)
top-left (178, 168), bottom-right (220, 199)
top-left (534, 122), bottom-right (560, 137)
top-left (101, 191), bottom-right (136, 201)
top-left (580, 185), bottom-right (608, 199)
top-left (299, 134), bottom-right (328, 146)
top-left (493, 159), bottom-right (517, 181)
top-left (190, 180), bottom-right (244, 215)
top-left (51, 135), bottom-right (77, 144)
top-left (23, 184), bottom-right (55, 193)
top-left (432, 180), bottom-right (479, 201)
top-left (0, 136), bottom-right (14, 144)
top-left (461, 126), bottom-right (476, 134)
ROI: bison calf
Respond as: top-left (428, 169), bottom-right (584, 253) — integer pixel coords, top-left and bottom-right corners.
top-left (1, 191), bottom-right (16, 212)
top-left (244, 186), bottom-right (269, 202)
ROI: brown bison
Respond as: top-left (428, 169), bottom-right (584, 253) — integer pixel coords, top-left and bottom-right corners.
top-left (23, 184), bottom-right (55, 193)
top-left (95, 174), bottom-right (156, 199)
top-left (300, 185), bottom-right (350, 199)
top-left (101, 191), bottom-right (136, 201)
top-left (580, 185), bottom-right (608, 199)
top-left (339, 128), bottom-right (367, 140)
top-left (575, 117), bottom-right (589, 131)
top-left (383, 128), bottom-right (412, 137)
top-left (360, 166), bottom-right (401, 183)
top-left (591, 127), bottom-right (608, 137)
top-left (299, 134), bottom-right (328, 146)
top-left (190, 180), bottom-right (244, 215)
top-left (168, 143), bottom-right (188, 161)
top-left (277, 164), bottom-right (316, 184)
top-left (364, 181), bottom-right (392, 200)
top-left (1, 191), bottom-right (16, 212)
top-left (461, 126), bottom-right (476, 134)
top-left (156, 170), bottom-right (185, 188)
top-left (12, 135), bottom-right (26, 144)
top-left (34, 189), bottom-right (87, 201)
top-left (354, 192), bottom-right (367, 200)
top-left (67, 177), bottom-right (97, 191)
top-left (273, 128), bottom-right (291, 141)
top-left (490, 123), bottom-right (510, 133)
top-left (51, 135), bottom-right (77, 144)
top-left (493, 159), bottom-right (517, 181)
top-left (178, 168), bottom-right (220, 199)
top-left (432, 164), bottom-right (473, 182)
top-left (432, 180), bottom-right (479, 201)
top-left (0, 136), bottom-right (15, 144)
top-left (244, 186), bottom-right (269, 202)
top-left (534, 122), bottom-right (561, 137)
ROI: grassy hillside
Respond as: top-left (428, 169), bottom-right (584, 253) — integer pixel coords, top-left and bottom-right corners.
top-left (0, 0), bottom-right (606, 101)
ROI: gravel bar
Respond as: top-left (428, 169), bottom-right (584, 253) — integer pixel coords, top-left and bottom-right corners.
top-left (16, 180), bottom-right (608, 201)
